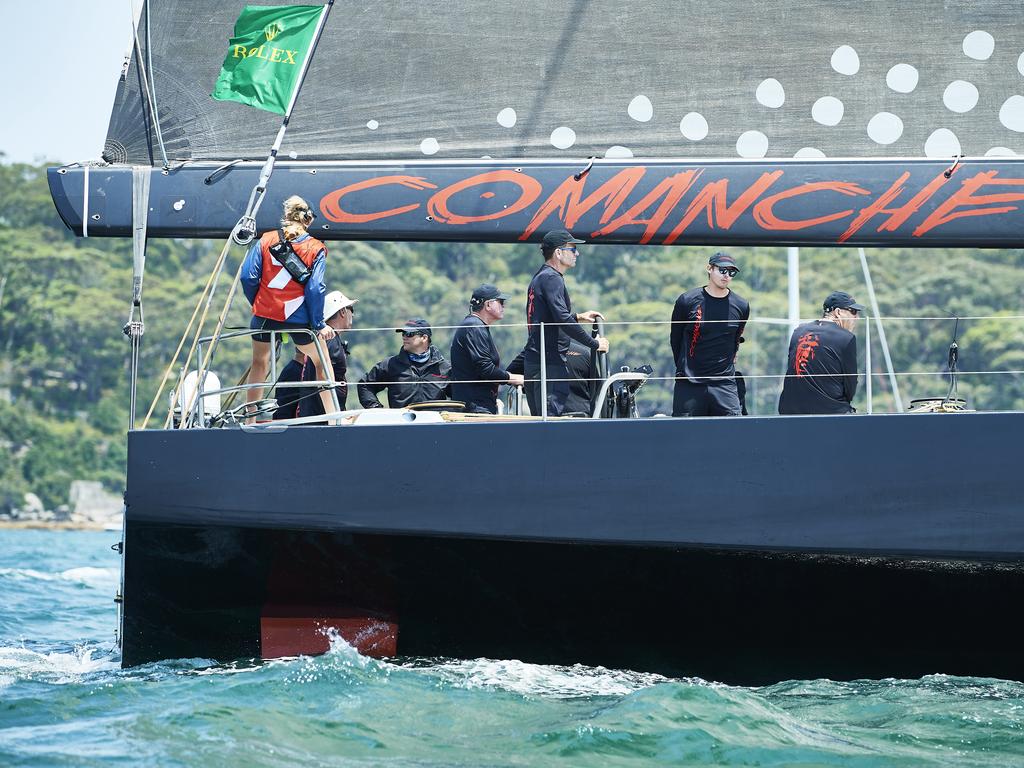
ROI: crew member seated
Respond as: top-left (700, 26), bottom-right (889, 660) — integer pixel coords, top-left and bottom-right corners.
top-left (778, 291), bottom-right (864, 415)
top-left (357, 318), bottom-right (452, 409)
top-left (450, 284), bottom-right (524, 414)
top-left (299, 290), bottom-right (358, 418)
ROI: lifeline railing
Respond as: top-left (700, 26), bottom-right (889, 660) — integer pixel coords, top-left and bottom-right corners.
top-left (167, 313), bottom-right (1024, 427)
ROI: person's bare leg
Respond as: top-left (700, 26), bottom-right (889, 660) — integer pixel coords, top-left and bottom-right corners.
top-left (247, 340), bottom-right (271, 421)
top-left (296, 340), bottom-right (337, 417)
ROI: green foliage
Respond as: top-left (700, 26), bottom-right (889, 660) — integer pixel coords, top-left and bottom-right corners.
top-left (2, 159), bottom-right (1024, 511)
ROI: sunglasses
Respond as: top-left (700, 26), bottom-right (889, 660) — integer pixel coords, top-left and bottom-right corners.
top-left (402, 331), bottom-right (426, 338)
top-left (559, 246), bottom-right (579, 255)
top-left (715, 266), bottom-right (738, 277)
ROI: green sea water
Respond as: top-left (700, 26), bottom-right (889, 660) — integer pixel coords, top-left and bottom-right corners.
top-left (2, 529), bottom-right (1022, 767)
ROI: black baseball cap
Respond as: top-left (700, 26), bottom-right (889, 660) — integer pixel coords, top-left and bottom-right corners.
top-left (823, 291), bottom-right (866, 312)
top-left (396, 317), bottom-right (432, 336)
top-left (708, 252), bottom-right (740, 271)
top-left (541, 229), bottom-right (586, 249)
top-left (471, 283), bottom-right (508, 304)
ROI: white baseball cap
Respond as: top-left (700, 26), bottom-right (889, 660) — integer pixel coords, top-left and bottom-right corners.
top-left (323, 290), bottom-right (358, 321)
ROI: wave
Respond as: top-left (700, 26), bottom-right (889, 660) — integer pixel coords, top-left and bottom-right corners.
top-left (0, 566), bottom-right (118, 588)
top-left (0, 643), bottom-right (119, 687)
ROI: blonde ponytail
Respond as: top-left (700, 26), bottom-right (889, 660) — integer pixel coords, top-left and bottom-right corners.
top-left (281, 195), bottom-right (314, 240)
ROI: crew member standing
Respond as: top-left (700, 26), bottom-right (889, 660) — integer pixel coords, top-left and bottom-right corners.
top-left (523, 230), bottom-right (609, 416)
top-left (450, 284), bottom-right (525, 414)
top-left (778, 291), bottom-right (864, 415)
top-left (670, 252), bottom-right (750, 417)
top-left (241, 195), bottom-right (335, 420)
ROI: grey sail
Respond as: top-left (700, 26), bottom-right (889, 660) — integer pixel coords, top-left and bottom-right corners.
top-left (106, 0), bottom-right (1024, 165)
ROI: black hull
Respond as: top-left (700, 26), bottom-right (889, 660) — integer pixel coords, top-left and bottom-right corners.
top-left (124, 523), bottom-right (1024, 684)
top-left (123, 413), bottom-right (1024, 682)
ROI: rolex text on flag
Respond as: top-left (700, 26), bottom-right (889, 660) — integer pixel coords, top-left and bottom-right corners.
top-left (211, 5), bottom-right (324, 115)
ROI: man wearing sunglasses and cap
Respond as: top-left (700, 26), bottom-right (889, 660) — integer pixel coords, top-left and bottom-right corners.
top-left (450, 284), bottom-right (525, 414)
top-left (670, 252), bottom-right (750, 417)
top-left (778, 291), bottom-right (864, 415)
top-left (523, 230), bottom-right (609, 416)
top-left (357, 318), bottom-right (452, 409)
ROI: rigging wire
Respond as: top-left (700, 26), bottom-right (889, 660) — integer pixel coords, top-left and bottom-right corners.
top-left (140, 238), bottom-right (233, 429)
top-left (128, 0), bottom-right (169, 169)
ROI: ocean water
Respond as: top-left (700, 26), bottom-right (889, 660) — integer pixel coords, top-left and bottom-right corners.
top-left (2, 530), bottom-right (1023, 767)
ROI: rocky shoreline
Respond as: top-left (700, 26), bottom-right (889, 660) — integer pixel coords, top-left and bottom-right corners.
top-left (2, 481), bottom-right (124, 532)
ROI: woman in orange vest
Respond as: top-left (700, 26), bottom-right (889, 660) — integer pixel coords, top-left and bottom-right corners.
top-left (241, 195), bottom-right (336, 420)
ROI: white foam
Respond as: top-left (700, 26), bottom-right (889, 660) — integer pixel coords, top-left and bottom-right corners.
top-left (424, 657), bottom-right (678, 699)
top-left (0, 566), bottom-right (117, 588)
top-left (0, 644), bottom-right (118, 683)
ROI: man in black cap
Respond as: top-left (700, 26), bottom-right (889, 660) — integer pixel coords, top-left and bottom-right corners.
top-left (670, 251), bottom-right (750, 417)
top-left (523, 229), bottom-right (609, 416)
top-left (778, 291), bottom-right (864, 415)
top-left (450, 284), bottom-right (525, 414)
top-left (357, 318), bottom-right (451, 408)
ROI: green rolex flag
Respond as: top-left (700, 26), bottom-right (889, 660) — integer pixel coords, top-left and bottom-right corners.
top-left (211, 5), bottom-right (324, 115)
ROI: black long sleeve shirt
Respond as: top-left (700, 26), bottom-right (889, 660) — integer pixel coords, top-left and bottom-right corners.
top-left (778, 320), bottom-right (858, 414)
top-left (524, 264), bottom-right (599, 363)
top-left (670, 287), bottom-right (749, 383)
top-left (357, 346), bottom-right (451, 409)
top-left (450, 314), bottom-right (511, 413)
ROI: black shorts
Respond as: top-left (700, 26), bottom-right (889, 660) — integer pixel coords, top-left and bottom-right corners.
top-left (250, 316), bottom-right (315, 345)
top-left (672, 379), bottom-right (742, 417)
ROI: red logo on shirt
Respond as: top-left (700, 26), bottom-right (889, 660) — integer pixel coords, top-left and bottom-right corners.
top-left (794, 332), bottom-right (819, 376)
top-left (688, 305), bottom-right (703, 358)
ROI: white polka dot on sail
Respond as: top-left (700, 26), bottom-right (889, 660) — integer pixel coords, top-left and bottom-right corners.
top-left (679, 112), bottom-right (708, 141)
top-left (420, 137), bottom-right (440, 155)
top-left (604, 146), bottom-right (633, 158)
top-left (831, 46), bottom-right (860, 75)
top-left (1019, 52), bottom-right (1024, 77)
top-left (794, 147), bottom-right (826, 158)
top-left (963, 31), bottom-right (994, 60)
top-left (628, 95), bottom-right (653, 122)
top-left (496, 108), bottom-right (517, 128)
top-left (812, 97), bottom-right (844, 126)
top-left (999, 96), bottom-right (1024, 132)
top-left (550, 126), bottom-right (576, 149)
top-left (867, 112), bottom-right (903, 145)
top-left (924, 129), bottom-right (961, 158)
top-left (736, 130), bottom-right (768, 158)
top-left (943, 80), bottom-right (979, 113)
top-left (366, 119), bottom-right (379, 130)
top-left (756, 79), bottom-right (785, 108)
top-left (886, 64), bottom-right (919, 94)
top-left (986, 147), bottom-right (1018, 157)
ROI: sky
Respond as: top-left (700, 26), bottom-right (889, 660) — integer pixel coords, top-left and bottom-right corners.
top-left (0, 0), bottom-right (136, 164)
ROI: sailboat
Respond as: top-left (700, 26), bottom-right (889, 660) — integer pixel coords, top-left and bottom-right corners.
top-left (48, 0), bottom-right (1024, 684)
